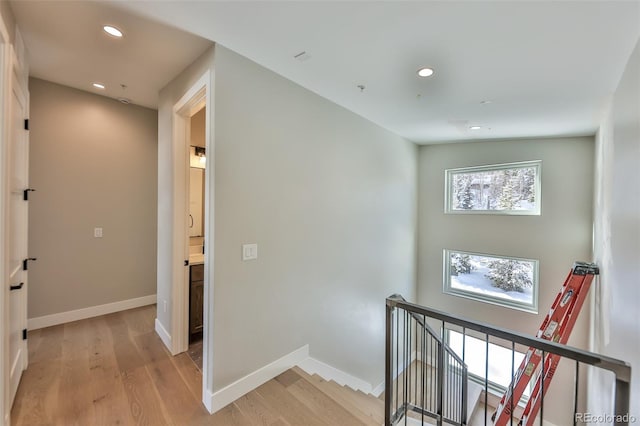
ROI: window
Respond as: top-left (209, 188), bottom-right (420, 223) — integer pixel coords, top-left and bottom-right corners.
top-left (445, 161), bottom-right (541, 215)
top-left (443, 249), bottom-right (539, 313)
top-left (447, 330), bottom-right (531, 401)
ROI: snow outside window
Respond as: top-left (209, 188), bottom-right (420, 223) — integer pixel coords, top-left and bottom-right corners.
top-left (444, 161), bottom-right (541, 215)
top-left (443, 250), bottom-right (539, 313)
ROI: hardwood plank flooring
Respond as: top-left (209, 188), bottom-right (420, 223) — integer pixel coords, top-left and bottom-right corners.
top-left (11, 305), bottom-right (385, 426)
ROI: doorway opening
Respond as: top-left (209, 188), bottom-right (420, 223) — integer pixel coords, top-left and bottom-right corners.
top-left (170, 70), bottom-right (213, 411)
top-left (186, 107), bottom-right (206, 370)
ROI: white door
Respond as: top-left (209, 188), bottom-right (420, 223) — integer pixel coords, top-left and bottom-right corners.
top-left (7, 67), bottom-right (28, 405)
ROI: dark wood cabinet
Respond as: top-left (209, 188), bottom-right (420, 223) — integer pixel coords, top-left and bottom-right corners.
top-left (189, 264), bottom-right (204, 340)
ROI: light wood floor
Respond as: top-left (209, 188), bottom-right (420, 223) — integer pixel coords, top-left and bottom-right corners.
top-left (10, 305), bottom-right (384, 426)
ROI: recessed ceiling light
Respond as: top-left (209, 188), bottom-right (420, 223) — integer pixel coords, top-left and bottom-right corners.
top-left (480, 100), bottom-right (492, 105)
top-left (92, 83), bottom-right (105, 89)
top-left (417, 67), bottom-right (434, 78)
top-left (103, 25), bottom-right (123, 38)
top-left (469, 126), bottom-right (482, 130)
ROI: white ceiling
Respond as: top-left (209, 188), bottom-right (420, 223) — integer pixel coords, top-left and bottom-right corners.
top-left (10, 1), bottom-right (640, 144)
top-left (9, 1), bottom-right (213, 109)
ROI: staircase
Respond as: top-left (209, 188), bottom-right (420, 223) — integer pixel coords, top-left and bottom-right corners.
top-left (284, 367), bottom-right (385, 425)
top-left (293, 367), bottom-right (385, 425)
top-left (385, 293), bottom-right (631, 426)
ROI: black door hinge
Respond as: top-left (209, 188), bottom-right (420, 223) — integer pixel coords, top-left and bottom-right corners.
top-left (24, 119), bottom-right (29, 131)
top-left (10, 282), bottom-right (24, 291)
top-left (23, 188), bottom-right (36, 200)
top-left (23, 257), bottom-right (37, 270)
top-left (22, 329), bottom-right (27, 340)
top-left (184, 259), bottom-right (189, 266)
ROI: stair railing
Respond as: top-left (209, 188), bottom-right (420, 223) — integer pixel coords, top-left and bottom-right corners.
top-left (385, 294), bottom-right (631, 426)
top-left (386, 294), bottom-right (468, 426)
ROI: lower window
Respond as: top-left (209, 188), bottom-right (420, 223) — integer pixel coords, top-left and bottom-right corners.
top-left (443, 249), bottom-right (539, 313)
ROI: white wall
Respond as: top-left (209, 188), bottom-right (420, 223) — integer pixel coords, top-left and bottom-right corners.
top-left (589, 38), bottom-right (639, 420)
top-left (157, 43), bottom-right (416, 397)
top-left (417, 137), bottom-right (594, 425)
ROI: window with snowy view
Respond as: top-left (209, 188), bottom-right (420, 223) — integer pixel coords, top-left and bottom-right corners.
top-left (443, 250), bottom-right (539, 313)
top-left (445, 161), bottom-right (541, 215)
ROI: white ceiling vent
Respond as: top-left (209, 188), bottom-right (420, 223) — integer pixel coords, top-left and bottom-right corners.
top-left (293, 51), bottom-right (311, 62)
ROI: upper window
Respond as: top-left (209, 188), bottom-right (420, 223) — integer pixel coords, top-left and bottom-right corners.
top-left (445, 161), bottom-right (541, 215)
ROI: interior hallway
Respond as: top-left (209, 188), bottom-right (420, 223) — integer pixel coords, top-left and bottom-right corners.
top-left (10, 305), bottom-right (384, 426)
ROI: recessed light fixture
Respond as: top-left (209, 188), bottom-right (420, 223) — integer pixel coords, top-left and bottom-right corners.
top-left (103, 25), bottom-right (123, 38)
top-left (480, 100), bottom-right (492, 105)
top-left (92, 83), bottom-right (105, 90)
top-left (417, 67), bottom-right (434, 77)
top-left (469, 126), bottom-right (482, 130)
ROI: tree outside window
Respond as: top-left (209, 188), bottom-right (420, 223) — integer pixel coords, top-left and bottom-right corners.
top-left (445, 161), bottom-right (541, 215)
top-left (443, 249), bottom-right (539, 313)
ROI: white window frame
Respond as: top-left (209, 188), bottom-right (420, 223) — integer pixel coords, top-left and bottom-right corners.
top-left (443, 249), bottom-right (539, 313)
top-left (444, 160), bottom-right (541, 215)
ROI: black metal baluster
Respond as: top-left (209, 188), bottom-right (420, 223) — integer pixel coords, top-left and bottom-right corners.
top-left (422, 316), bottom-right (426, 424)
top-left (540, 351), bottom-right (545, 426)
top-left (511, 341), bottom-right (515, 426)
top-left (396, 308), bottom-right (399, 415)
top-left (415, 316), bottom-right (418, 407)
top-left (404, 310), bottom-right (408, 426)
top-left (484, 334), bottom-right (489, 426)
top-left (385, 303), bottom-right (393, 426)
top-left (573, 361), bottom-right (579, 426)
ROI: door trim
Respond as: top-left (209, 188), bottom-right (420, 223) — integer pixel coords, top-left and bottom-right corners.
top-left (170, 70), bottom-right (214, 412)
top-left (0, 17), bottom-right (10, 426)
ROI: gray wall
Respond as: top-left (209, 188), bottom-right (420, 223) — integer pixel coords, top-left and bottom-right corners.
top-left (212, 45), bottom-right (416, 389)
top-left (589, 39), bottom-right (640, 419)
top-left (0, 0), bottom-right (14, 43)
top-left (417, 137), bottom-right (594, 424)
top-left (157, 44), bottom-right (417, 394)
top-left (190, 107), bottom-right (205, 148)
top-left (28, 78), bottom-right (158, 318)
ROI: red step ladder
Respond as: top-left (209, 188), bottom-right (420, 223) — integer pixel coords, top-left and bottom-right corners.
top-left (492, 262), bottom-right (599, 426)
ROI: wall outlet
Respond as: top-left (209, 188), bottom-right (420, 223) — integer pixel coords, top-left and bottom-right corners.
top-left (163, 300), bottom-right (168, 313)
top-left (242, 243), bottom-right (258, 261)
top-left (94, 227), bottom-right (103, 238)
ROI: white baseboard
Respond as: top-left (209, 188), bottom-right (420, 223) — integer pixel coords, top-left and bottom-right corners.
top-left (27, 295), bottom-right (157, 330)
top-left (370, 349), bottom-right (419, 397)
top-left (155, 318), bottom-right (172, 351)
top-left (372, 380), bottom-right (385, 397)
top-left (207, 345), bottom-right (309, 414)
top-left (298, 356), bottom-right (375, 395)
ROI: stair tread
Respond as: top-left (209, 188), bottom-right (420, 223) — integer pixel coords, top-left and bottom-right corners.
top-left (292, 367), bottom-right (383, 425)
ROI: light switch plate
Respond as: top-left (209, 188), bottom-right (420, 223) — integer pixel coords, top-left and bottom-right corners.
top-left (242, 243), bottom-right (258, 261)
top-left (94, 227), bottom-right (103, 238)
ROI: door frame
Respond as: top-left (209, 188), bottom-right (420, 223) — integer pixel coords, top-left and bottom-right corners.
top-left (0, 15), bottom-right (10, 426)
top-left (170, 70), bottom-right (214, 410)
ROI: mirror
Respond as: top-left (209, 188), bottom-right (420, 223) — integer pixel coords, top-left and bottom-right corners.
top-left (189, 146), bottom-right (205, 237)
